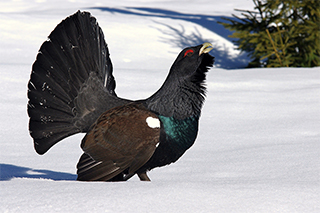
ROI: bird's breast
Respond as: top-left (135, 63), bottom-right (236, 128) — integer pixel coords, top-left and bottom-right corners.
top-left (158, 115), bottom-right (199, 152)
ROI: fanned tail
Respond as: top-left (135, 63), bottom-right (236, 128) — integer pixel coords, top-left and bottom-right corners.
top-left (28, 11), bottom-right (129, 155)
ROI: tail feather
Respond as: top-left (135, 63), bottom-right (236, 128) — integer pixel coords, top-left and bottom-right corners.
top-left (28, 89), bottom-right (74, 118)
top-left (30, 122), bottom-right (78, 152)
top-left (28, 11), bottom-right (129, 155)
top-left (30, 58), bottom-right (75, 104)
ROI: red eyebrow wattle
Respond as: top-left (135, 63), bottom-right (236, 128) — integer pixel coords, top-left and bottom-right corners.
top-left (184, 49), bottom-right (194, 57)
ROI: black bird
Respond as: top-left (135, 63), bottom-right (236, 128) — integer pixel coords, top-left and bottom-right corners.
top-left (27, 11), bottom-right (214, 181)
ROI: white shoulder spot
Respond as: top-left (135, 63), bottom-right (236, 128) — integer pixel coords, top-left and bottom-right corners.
top-left (146, 116), bottom-right (160, 129)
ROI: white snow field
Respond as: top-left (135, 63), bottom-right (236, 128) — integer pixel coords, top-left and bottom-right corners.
top-left (0, 0), bottom-right (319, 212)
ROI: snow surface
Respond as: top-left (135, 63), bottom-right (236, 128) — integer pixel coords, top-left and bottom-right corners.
top-left (0, 0), bottom-right (319, 212)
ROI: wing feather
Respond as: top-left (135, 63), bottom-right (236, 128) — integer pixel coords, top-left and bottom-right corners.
top-left (77, 103), bottom-right (160, 181)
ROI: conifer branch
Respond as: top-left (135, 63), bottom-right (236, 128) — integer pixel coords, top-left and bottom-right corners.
top-left (265, 29), bottom-right (284, 67)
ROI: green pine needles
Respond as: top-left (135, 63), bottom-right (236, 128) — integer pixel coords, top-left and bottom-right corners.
top-left (219, 0), bottom-right (320, 67)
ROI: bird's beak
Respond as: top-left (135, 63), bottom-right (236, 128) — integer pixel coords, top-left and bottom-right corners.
top-left (199, 42), bottom-right (213, 55)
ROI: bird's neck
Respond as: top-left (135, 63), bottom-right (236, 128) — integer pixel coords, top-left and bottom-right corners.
top-left (145, 76), bottom-right (206, 119)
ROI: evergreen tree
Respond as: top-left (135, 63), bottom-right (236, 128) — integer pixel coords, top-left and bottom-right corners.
top-left (219, 0), bottom-right (320, 67)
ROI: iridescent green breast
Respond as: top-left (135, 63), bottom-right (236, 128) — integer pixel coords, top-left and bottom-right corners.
top-left (158, 115), bottom-right (199, 151)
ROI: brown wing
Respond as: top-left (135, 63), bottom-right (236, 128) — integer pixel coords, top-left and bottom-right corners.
top-left (77, 102), bottom-right (160, 181)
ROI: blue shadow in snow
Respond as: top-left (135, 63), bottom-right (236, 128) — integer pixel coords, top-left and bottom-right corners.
top-left (0, 164), bottom-right (77, 181)
top-left (90, 6), bottom-right (234, 41)
top-left (89, 7), bottom-right (249, 69)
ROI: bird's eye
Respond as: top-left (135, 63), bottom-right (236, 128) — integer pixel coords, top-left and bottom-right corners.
top-left (184, 49), bottom-right (194, 57)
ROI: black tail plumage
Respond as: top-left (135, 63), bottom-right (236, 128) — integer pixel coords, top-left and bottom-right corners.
top-left (28, 11), bottom-right (129, 155)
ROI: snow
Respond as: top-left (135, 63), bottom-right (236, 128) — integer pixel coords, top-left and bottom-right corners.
top-left (0, 0), bottom-right (319, 212)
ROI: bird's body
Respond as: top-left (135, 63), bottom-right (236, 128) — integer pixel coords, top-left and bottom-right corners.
top-left (27, 11), bottom-right (214, 181)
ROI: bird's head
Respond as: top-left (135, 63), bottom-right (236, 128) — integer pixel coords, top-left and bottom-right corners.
top-left (146, 43), bottom-right (214, 118)
top-left (169, 42), bottom-right (215, 82)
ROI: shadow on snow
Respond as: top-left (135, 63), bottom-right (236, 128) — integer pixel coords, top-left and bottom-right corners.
top-left (152, 21), bottom-right (249, 69)
top-left (89, 6), bottom-right (249, 69)
top-left (0, 164), bottom-right (76, 181)
top-left (90, 7), bottom-right (233, 40)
